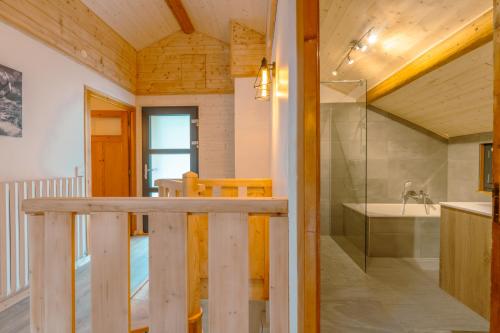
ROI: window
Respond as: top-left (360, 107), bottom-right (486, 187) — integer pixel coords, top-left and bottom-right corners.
top-left (480, 143), bottom-right (493, 192)
top-left (142, 107), bottom-right (199, 197)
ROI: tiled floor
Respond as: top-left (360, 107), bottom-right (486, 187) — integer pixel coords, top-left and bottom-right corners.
top-left (321, 235), bottom-right (489, 333)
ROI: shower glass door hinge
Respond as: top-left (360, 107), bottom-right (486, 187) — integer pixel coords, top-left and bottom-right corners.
top-left (191, 119), bottom-right (199, 126)
top-left (192, 140), bottom-right (199, 148)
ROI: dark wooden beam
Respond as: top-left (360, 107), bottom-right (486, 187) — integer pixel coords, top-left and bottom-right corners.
top-left (165, 0), bottom-right (195, 34)
top-left (368, 9), bottom-right (493, 103)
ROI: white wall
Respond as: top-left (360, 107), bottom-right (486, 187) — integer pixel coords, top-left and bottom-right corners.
top-left (234, 78), bottom-right (271, 178)
top-left (0, 21), bottom-right (134, 182)
top-left (136, 94), bottom-right (235, 192)
top-left (271, 0), bottom-right (298, 331)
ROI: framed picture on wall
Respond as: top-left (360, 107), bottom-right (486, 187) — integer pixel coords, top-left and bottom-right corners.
top-left (0, 64), bottom-right (22, 137)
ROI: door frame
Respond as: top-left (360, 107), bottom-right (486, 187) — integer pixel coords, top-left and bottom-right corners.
top-left (297, 0), bottom-right (320, 332)
top-left (84, 86), bottom-right (137, 197)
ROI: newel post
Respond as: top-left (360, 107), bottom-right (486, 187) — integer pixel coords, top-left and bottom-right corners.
top-left (183, 171), bottom-right (203, 333)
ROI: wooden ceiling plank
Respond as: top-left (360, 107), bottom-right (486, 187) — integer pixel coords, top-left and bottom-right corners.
top-left (367, 9), bottom-right (493, 103)
top-left (165, 0), bottom-right (195, 34)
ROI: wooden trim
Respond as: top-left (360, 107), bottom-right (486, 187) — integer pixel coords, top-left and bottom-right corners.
top-left (297, 0), bottom-right (320, 331)
top-left (84, 87), bottom-right (137, 198)
top-left (266, 0), bottom-right (278, 59)
top-left (164, 0), bottom-right (195, 34)
top-left (23, 197), bottom-right (289, 215)
top-left (491, 1), bottom-right (500, 329)
top-left (367, 9), bottom-right (493, 103)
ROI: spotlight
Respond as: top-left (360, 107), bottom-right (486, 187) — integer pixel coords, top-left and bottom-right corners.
top-left (347, 56), bottom-right (355, 65)
top-left (367, 31), bottom-right (378, 45)
top-left (332, 70), bottom-right (338, 76)
top-left (359, 43), bottom-right (368, 52)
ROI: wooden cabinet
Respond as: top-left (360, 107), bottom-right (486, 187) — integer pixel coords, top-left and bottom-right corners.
top-left (440, 206), bottom-right (492, 319)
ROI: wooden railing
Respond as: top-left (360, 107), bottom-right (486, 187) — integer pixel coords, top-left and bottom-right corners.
top-left (24, 197), bottom-right (289, 333)
top-left (155, 172), bottom-right (274, 331)
top-left (0, 176), bottom-right (87, 310)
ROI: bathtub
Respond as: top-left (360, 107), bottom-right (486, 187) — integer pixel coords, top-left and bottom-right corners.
top-left (342, 203), bottom-right (441, 258)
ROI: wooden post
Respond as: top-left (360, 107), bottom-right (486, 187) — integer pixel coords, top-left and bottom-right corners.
top-left (182, 172), bottom-right (203, 333)
top-left (29, 214), bottom-right (45, 333)
top-left (491, 0), bottom-right (500, 329)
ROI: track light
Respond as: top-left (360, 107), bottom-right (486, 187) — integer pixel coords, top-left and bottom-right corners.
top-left (367, 31), bottom-right (378, 45)
top-left (332, 70), bottom-right (338, 76)
top-left (347, 56), bottom-right (355, 65)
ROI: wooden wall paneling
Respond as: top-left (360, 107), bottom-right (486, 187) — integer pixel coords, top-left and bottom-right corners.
top-left (230, 21), bottom-right (266, 77)
top-left (90, 212), bottom-right (130, 333)
top-left (43, 212), bottom-right (75, 333)
top-left (29, 214), bottom-right (45, 333)
top-left (491, 0), bottom-right (500, 328)
top-left (149, 212), bottom-right (189, 332)
top-left (298, 0), bottom-right (321, 331)
top-left (8, 182), bottom-right (17, 294)
top-left (137, 32), bottom-right (234, 95)
top-left (208, 212), bottom-right (249, 333)
top-left (0, 0), bottom-right (137, 92)
top-left (269, 216), bottom-right (289, 333)
top-left (0, 183), bottom-right (7, 298)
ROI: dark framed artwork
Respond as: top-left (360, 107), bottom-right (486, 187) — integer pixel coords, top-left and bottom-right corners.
top-left (0, 64), bottom-right (22, 137)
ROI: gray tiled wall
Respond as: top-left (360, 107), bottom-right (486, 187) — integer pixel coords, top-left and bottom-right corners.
top-left (366, 109), bottom-right (448, 205)
top-left (320, 104), bottom-right (490, 236)
top-left (448, 132), bottom-right (492, 202)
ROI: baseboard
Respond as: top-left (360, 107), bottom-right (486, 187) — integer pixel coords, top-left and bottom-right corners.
top-left (0, 288), bottom-right (29, 313)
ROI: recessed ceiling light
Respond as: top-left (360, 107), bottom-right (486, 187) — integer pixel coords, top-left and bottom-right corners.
top-left (332, 70), bottom-right (338, 76)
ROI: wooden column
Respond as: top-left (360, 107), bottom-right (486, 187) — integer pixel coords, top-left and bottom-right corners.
top-left (43, 212), bottom-right (75, 333)
top-left (492, 0), bottom-right (500, 329)
top-left (297, 0), bottom-right (320, 331)
top-left (269, 217), bottom-right (289, 333)
top-left (183, 172), bottom-right (203, 333)
top-left (29, 214), bottom-right (45, 333)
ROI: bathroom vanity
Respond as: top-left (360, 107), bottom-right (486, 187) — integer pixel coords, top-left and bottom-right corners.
top-left (439, 202), bottom-right (492, 319)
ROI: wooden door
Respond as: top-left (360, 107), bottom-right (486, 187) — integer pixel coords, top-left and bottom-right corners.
top-left (91, 111), bottom-right (130, 197)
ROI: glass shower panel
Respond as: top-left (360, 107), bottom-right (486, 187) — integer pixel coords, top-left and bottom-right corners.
top-left (321, 80), bottom-right (368, 270)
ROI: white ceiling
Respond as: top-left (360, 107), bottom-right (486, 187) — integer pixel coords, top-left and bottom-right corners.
top-left (82, 0), bottom-right (268, 49)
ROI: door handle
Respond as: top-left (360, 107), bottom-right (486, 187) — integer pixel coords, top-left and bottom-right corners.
top-left (144, 164), bottom-right (158, 180)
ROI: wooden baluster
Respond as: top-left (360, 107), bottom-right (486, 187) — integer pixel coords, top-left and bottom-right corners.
top-left (269, 217), bottom-right (289, 333)
top-left (29, 214), bottom-right (45, 333)
top-left (44, 212), bottom-right (75, 333)
top-left (0, 183), bottom-right (7, 298)
top-left (183, 171), bottom-right (202, 333)
top-left (90, 212), bottom-right (129, 333)
top-left (208, 212), bottom-right (249, 333)
top-left (9, 182), bottom-right (17, 294)
top-left (18, 182), bottom-right (26, 289)
top-left (149, 212), bottom-right (189, 332)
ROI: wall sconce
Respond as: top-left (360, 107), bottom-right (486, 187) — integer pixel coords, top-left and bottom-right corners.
top-left (255, 57), bottom-right (276, 101)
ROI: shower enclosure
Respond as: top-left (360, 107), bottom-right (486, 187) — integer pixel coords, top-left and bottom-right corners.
top-left (320, 80), bottom-right (368, 270)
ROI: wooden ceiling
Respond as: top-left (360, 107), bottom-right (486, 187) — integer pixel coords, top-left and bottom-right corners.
top-left (373, 42), bottom-right (493, 138)
top-left (320, 0), bottom-right (494, 138)
top-left (320, 0), bottom-right (491, 87)
top-left (82, 0), bottom-right (268, 49)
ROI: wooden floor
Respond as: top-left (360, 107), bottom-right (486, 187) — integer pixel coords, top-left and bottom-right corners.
top-left (0, 236), bottom-right (149, 333)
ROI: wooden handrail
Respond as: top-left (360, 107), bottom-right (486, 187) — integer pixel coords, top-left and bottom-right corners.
top-left (23, 197), bottom-right (288, 215)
